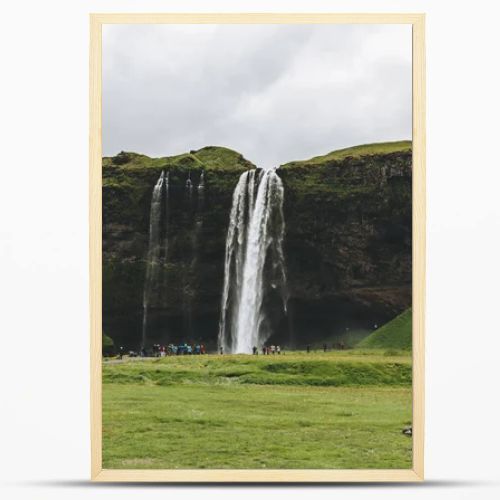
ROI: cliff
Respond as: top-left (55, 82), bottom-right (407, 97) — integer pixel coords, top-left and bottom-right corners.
top-left (279, 141), bottom-right (412, 344)
top-left (102, 146), bottom-right (255, 348)
top-left (102, 142), bottom-right (412, 349)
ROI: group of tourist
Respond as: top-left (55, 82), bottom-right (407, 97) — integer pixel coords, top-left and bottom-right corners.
top-left (150, 343), bottom-right (207, 356)
top-left (115, 341), bottom-right (350, 360)
top-left (254, 345), bottom-right (282, 355)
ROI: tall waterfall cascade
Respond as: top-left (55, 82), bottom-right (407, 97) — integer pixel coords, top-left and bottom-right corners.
top-left (141, 170), bottom-right (169, 349)
top-left (219, 168), bottom-right (287, 353)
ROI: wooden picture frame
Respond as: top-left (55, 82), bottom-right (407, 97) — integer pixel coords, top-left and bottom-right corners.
top-left (90, 12), bottom-right (425, 482)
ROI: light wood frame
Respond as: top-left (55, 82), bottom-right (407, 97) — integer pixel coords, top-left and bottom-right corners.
top-left (90, 12), bottom-right (425, 483)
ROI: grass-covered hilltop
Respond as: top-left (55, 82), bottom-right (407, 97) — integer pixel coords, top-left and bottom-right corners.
top-left (103, 145), bottom-right (254, 223)
top-left (281, 140), bottom-right (411, 167)
top-left (103, 141), bottom-right (412, 350)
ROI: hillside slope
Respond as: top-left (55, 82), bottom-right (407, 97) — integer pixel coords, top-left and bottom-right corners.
top-left (281, 140), bottom-right (411, 167)
top-left (357, 308), bottom-right (412, 350)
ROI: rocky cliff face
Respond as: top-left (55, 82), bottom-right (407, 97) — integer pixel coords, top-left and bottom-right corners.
top-left (102, 142), bottom-right (412, 349)
top-left (279, 142), bottom-right (412, 345)
top-left (102, 147), bottom-right (255, 349)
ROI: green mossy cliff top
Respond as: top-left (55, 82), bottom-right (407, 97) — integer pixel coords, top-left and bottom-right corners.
top-left (102, 146), bottom-right (256, 199)
top-left (277, 140), bottom-right (412, 201)
top-left (103, 145), bottom-right (256, 172)
top-left (281, 141), bottom-right (412, 168)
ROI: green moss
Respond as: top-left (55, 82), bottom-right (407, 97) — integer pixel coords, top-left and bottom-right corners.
top-left (281, 140), bottom-right (412, 168)
top-left (103, 145), bottom-right (255, 172)
top-left (357, 309), bottom-right (412, 350)
top-left (190, 145), bottom-right (256, 171)
top-left (102, 146), bottom-right (255, 218)
top-left (103, 333), bottom-right (115, 356)
top-left (279, 142), bottom-right (412, 205)
top-left (103, 333), bottom-right (114, 347)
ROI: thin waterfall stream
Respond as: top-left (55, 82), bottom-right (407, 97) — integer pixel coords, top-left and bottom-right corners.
top-left (183, 170), bottom-right (205, 338)
top-left (141, 171), bottom-right (169, 349)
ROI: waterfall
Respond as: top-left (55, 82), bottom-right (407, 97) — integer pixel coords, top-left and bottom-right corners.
top-left (186, 170), bottom-right (193, 193)
top-left (198, 171), bottom-right (205, 191)
top-left (160, 171), bottom-right (170, 296)
top-left (182, 170), bottom-right (205, 338)
top-left (141, 171), bottom-right (169, 349)
top-left (219, 169), bottom-right (287, 353)
top-left (218, 170), bottom-right (256, 352)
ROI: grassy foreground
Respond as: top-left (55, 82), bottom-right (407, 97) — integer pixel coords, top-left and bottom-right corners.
top-left (103, 350), bottom-right (412, 469)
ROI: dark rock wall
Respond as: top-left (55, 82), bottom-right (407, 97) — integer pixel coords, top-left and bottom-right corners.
top-left (279, 151), bottom-right (412, 346)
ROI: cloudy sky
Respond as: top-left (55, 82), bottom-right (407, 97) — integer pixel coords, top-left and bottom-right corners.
top-left (103, 24), bottom-right (412, 168)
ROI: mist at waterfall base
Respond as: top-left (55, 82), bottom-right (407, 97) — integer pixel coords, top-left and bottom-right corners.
top-left (106, 168), bottom-right (390, 352)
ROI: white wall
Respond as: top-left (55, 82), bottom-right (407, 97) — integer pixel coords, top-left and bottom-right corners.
top-left (1, 1), bottom-right (499, 499)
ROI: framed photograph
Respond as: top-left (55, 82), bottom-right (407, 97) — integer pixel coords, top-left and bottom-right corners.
top-left (90, 13), bottom-right (425, 482)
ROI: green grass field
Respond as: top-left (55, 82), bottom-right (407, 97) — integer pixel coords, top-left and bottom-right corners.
top-left (103, 350), bottom-right (412, 469)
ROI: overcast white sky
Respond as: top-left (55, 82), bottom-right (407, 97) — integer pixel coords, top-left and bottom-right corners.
top-left (103, 24), bottom-right (412, 168)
